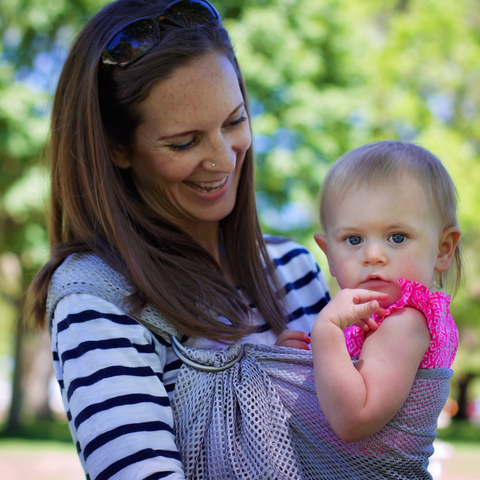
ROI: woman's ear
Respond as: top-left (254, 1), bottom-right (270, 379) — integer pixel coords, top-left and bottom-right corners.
top-left (112, 148), bottom-right (132, 169)
top-left (435, 226), bottom-right (461, 273)
top-left (314, 232), bottom-right (336, 277)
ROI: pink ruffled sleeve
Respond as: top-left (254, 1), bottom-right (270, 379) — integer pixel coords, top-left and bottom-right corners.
top-left (344, 278), bottom-right (458, 368)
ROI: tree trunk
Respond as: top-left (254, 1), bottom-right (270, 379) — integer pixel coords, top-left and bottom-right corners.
top-left (6, 300), bottom-right (25, 435)
top-left (454, 373), bottom-right (476, 420)
top-left (24, 331), bottom-right (54, 420)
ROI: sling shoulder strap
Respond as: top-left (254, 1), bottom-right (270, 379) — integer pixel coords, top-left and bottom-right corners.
top-left (46, 252), bottom-right (178, 342)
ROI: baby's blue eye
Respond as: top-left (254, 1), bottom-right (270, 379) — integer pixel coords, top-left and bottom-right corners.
top-left (389, 233), bottom-right (407, 244)
top-left (346, 235), bottom-right (362, 246)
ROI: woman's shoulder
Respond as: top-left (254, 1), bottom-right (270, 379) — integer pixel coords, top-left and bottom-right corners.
top-left (47, 252), bottom-right (131, 323)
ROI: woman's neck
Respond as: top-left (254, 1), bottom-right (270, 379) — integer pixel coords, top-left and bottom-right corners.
top-left (179, 221), bottom-right (220, 259)
top-left (189, 226), bottom-right (236, 285)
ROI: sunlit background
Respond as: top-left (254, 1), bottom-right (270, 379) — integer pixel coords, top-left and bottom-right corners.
top-left (1, 0), bottom-right (480, 478)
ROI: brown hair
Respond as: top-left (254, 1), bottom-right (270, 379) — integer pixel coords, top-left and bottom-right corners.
top-left (319, 140), bottom-right (463, 294)
top-left (28, 0), bottom-right (287, 340)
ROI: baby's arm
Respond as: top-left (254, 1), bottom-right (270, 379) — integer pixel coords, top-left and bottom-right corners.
top-left (310, 289), bottom-right (430, 442)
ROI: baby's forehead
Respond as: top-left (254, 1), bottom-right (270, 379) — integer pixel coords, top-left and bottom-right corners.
top-left (320, 175), bottom-right (441, 228)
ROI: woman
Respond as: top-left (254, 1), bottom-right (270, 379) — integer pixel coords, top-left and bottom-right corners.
top-left (28, 0), bottom-right (329, 478)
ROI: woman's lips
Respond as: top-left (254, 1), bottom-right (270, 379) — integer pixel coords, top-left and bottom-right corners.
top-left (185, 176), bottom-right (227, 193)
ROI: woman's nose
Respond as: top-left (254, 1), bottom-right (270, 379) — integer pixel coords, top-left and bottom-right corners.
top-left (202, 134), bottom-right (236, 171)
top-left (363, 242), bottom-right (387, 265)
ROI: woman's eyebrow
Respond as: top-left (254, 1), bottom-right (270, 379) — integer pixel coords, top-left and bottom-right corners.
top-left (157, 102), bottom-right (246, 142)
top-left (229, 101), bottom-right (245, 116)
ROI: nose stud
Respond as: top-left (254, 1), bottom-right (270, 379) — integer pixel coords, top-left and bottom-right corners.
top-left (212, 163), bottom-right (216, 167)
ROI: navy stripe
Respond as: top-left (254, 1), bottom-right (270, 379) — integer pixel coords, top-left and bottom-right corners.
top-left (61, 338), bottom-right (154, 364)
top-left (145, 473), bottom-right (174, 480)
top-left (57, 310), bottom-right (138, 333)
top-left (67, 366), bottom-right (162, 401)
top-left (52, 351), bottom-right (59, 361)
top-left (165, 382), bottom-right (176, 394)
top-left (255, 322), bottom-right (272, 334)
top-left (74, 393), bottom-right (170, 429)
top-left (154, 333), bottom-right (170, 346)
top-left (83, 421), bottom-right (173, 460)
top-left (164, 358), bottom-right (182, 373)
top-left (273, 248), bottom-right (309, 266)
top-left (96, 448), bottom-right (180, 480)
top-left (287, 296), bottom-right (329, 323)
top-left (283, 268), bottom-right (320, 295)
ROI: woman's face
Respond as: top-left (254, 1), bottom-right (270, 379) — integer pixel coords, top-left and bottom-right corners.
top-left (115, 52), bottom-right (252, 238)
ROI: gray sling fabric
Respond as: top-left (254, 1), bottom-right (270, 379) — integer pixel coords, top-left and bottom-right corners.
top-left (48, 253), bottom-right (451, 480)
top-left (47, 253), bottom-right (178, 341)
top-left (172, 342), bottom-right (451, 480)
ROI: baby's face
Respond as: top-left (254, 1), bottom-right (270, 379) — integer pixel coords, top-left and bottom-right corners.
top-left (321, 175), bottom-right (444, 308)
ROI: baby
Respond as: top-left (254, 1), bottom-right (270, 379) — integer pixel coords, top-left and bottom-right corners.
top-left (310, 140), bottom-right (461, 443)
top-left (275, 140), bottom-right (461, 479)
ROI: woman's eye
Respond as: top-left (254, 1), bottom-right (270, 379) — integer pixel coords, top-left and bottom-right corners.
top-left (388, 233), bottom-right (407, 244)
top-left (228, 115), bottom-right (248, 127)
top-left (345, 235), bottom-right (363, 246)
top-left (168, 139), bottom-right (196, 152)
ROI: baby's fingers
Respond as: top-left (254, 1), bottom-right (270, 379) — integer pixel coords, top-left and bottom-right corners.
top-left (352, 290), bottom-right (389, 305)
top-left (354, 315), bottom-right (379, 332)
top-left (353, 299), bottom-right (381, 321)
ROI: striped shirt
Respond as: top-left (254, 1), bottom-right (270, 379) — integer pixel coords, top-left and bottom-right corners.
top-left (51, 239), bottom-right (330, 479)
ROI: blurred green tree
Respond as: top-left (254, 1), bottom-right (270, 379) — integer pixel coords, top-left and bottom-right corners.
top-left (1, 0), bottom-right (479, 431)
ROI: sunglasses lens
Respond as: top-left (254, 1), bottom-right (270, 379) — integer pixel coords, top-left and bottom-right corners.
top-left (166, 0), bottom-right (219, 27)
top-left (106, 19), bottom-right (158, 66)
top-left (102, 1), bottom-right (220, 67)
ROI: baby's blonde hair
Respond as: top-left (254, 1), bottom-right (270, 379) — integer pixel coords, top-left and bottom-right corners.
top-left (320, 140), bottom-right (463, 294)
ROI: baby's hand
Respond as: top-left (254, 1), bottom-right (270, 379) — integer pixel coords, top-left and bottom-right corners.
top-left (354, 306), bottom-right (387, 333)
top-left (275, 330), bottom-right (311, 350)
top-left (317, 289), bottom-right (388, 332)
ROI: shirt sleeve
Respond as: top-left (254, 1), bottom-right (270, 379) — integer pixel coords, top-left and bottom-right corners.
top-left (51, 293), bottom-right (185, 480)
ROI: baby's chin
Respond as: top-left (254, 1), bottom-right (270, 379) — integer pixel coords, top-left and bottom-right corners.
top-left (378, 288), bottom-right (402, 309)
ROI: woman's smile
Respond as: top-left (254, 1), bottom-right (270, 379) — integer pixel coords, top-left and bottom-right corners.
top-left (185, 176), bottom-right (228, 193)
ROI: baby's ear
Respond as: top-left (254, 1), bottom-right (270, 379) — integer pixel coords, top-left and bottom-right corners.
top-left (314, 232), bottom-right (336, 277)
top-left (111, 148), bottom-right (132, 169)
top-left (435, 226), bottom-right (461, 273)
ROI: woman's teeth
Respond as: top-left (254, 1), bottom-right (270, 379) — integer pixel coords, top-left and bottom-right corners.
top-left (188, 177), bottom-right (227, 193)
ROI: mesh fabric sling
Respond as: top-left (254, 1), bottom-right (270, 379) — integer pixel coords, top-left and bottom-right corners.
top-left (47, 253), bottom-right (451, 479)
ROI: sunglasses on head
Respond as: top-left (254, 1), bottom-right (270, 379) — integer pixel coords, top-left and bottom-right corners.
top-left (101, 0), bottom-right (220, 68)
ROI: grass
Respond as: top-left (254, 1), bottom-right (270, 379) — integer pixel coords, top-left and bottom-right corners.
top-left (0, 438), bottom-right (76, 453)
top-left (0, 418), bottom-right (74, 444)
top-left (436, 420), bottom-right (480, 445)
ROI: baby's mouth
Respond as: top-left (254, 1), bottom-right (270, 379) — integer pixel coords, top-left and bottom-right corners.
top-left (186, 177), bottom-right (227, 193)
top-left (362, 276), bottom-right (389, 287)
